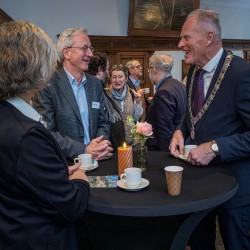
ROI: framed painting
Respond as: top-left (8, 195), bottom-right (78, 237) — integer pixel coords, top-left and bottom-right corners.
top-left (0, 8), bottom-right (13, 24)
top-left (128, 0), bottom-right (200, 37)
top-left (243, 50), bottom-right (250, 63)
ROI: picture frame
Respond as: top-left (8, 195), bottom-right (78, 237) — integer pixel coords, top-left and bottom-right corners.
top-left (243, 50), bottom-right (250, 63)
top-left (0, 8), bottom-right (13, 24)
top-left (128, 0), bottom-right (200, 37)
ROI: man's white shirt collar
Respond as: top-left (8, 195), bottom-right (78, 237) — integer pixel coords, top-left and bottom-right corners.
top-left (203, 47), bottom-right (223, 73)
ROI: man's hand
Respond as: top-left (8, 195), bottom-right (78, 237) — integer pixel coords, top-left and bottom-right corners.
top-left (133, 91), bottom-right (142, 104)
top-left (86, 135), bottom-right (113, 160)
top-left (169, 130), bottom-right (185, 157)
top-left (137, 89), bottom-right (146, 95)
top-left (186, 141), bottom-right (217, 166)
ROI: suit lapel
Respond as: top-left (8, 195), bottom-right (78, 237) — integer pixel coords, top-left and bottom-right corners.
top-left (127, 78), bottom-right (137, 91)
top-left (57, 68), bottom-right (83, 126)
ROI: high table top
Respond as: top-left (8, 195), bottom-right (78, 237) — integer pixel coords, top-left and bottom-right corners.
top-left (87, 151), bottom-right (238, 217)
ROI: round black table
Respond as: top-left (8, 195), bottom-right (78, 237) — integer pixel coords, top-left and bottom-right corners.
top-left (79, 152), bottom-right (238, 250)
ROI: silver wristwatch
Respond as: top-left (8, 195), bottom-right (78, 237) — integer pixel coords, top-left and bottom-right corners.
top-left (211, 140), bottom-right (219, 155)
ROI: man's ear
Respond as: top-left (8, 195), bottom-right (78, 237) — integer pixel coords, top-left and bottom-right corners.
top-left (206, 31), bottom-right (214, 46)
top-left (63, 47), bottom-right (71, 60)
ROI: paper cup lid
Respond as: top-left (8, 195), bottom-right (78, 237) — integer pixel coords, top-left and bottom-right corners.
top-left (164, 166), bottom-right (183, 172)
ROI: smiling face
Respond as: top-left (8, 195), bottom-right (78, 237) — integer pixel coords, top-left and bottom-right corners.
top-left (178, 16), bottom-right (209, 68)
top-left (110, 69), bottom-right (127, 92)
top-left (63, 33), bottom-right (93, 75)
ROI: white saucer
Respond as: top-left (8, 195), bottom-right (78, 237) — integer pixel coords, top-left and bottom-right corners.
top-left (117, 178), bottom-right (150, 191)
top-left (178, 154), bottom-right (188, 162)
top-left (80, 160), bottom-right (98, 172)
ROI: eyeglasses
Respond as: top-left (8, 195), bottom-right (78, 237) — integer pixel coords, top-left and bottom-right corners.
top-left (147, 66), bottom-right (155, 73)
top-left (67, 45), bottom-right (94, 53)
top-left (133, 65), bottom-right (142, 69)
top-left (111, 64), bottom-right (125, 70)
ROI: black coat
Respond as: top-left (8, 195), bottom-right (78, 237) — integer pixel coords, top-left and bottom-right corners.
top-left (146, 76), bottom-right (186, 151)
top-left (0, 102), bottom-right (89, 250)
top-left (182, 50), bottom-right (250, 208)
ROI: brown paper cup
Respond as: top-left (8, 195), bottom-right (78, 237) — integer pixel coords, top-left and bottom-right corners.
top-left (164, 166), bottom-right (183, 196)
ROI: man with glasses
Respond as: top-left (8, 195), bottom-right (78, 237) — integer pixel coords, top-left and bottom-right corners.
top-left (33, 27), bottom-right (113, 162)
top-left (126, 59), bottom-right (148, 121)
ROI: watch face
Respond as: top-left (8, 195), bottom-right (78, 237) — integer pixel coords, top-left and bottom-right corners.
top-left (212, 143), bottom-right (219, 152)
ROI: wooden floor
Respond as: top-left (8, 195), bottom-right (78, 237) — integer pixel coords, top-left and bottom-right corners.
top-left (216, 218), bottom-right (225, 250)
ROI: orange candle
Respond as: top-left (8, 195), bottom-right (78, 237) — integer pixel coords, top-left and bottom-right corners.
top-left (118, 143), bottom-right (133, 175)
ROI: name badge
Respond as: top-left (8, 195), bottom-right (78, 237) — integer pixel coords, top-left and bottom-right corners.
top-left (92, 102), bottom-right (100, 109)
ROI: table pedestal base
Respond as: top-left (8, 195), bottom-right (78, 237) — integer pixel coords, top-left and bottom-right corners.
top-left (78, 212), bottom-right (188, 250)
top-left (77, 208), bottom-right (215, 250)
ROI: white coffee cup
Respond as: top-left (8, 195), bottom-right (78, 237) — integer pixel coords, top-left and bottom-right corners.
top-left (120, 167), bottom-right (142, 188)
top-left (74, 153), bottom-right (93, 169)
top-left (184, 145), bottom-right (198, 158)
top-left (144, 88), bottom-right (150, 94)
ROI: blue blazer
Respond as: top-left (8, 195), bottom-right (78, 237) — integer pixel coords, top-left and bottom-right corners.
top-left (0, 102), bottom-right (89, 250)
top-left (181, 50), bottom-right (250, 207)
top-left (33, 67), bottom-right (110, 161)
top-left (146, 76), bottom-right (186, 151)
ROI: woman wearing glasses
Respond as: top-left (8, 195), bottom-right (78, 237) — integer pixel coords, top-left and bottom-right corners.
top-left (104, 64), bottom-right (143, 151)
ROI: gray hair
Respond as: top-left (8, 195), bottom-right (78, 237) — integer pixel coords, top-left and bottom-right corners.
top-left (125, 59), bottom-right (140, 76)
top-left (149, 54), bottom-right (174, 73)
top-left (187, 9), bottom-right (222, 42)
top-left (0, 21), bottom-right (57, 102)
top-left (125, 59), bottom-right (140, 69)
top-left (57, 27), bottom-right (88, 62)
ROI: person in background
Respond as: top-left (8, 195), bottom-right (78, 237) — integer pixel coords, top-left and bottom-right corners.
top-left (86, 52), bottom-right (110, 87)
top-left (0, 20), bottom-right (89, 250)
top-left (146, 54), bottom-right (186, 151)
top-left (169, 9), bottom-right (250, 250)
top-left (107, 64), bottom-right (143, 147)
top-left (33, 27), bottom-right (113, 162)
top-left (126, 59), bottom-right (149, 121)
top-left (87, 53), bottom-right (122, 151)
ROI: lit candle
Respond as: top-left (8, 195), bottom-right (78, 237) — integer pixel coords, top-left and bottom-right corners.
top-left (118, 143), bottom-right (133, 175)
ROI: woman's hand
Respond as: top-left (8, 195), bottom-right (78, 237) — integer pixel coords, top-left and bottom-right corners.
top-left (68, 162), bottom-right (81, 175)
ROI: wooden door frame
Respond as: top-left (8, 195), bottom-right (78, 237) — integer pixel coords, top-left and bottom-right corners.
top-left (117, 51), bottom-right (154, 94)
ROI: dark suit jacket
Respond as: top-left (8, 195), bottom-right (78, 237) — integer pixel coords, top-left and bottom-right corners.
top-left (33, 67), bottom-right (110, 161)
top-left (146, 76), bottom-right (186, 151)
top-left (0, 102), bottom-right (90, 250)
top-left (181, 49), bottom-right (250, 208)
